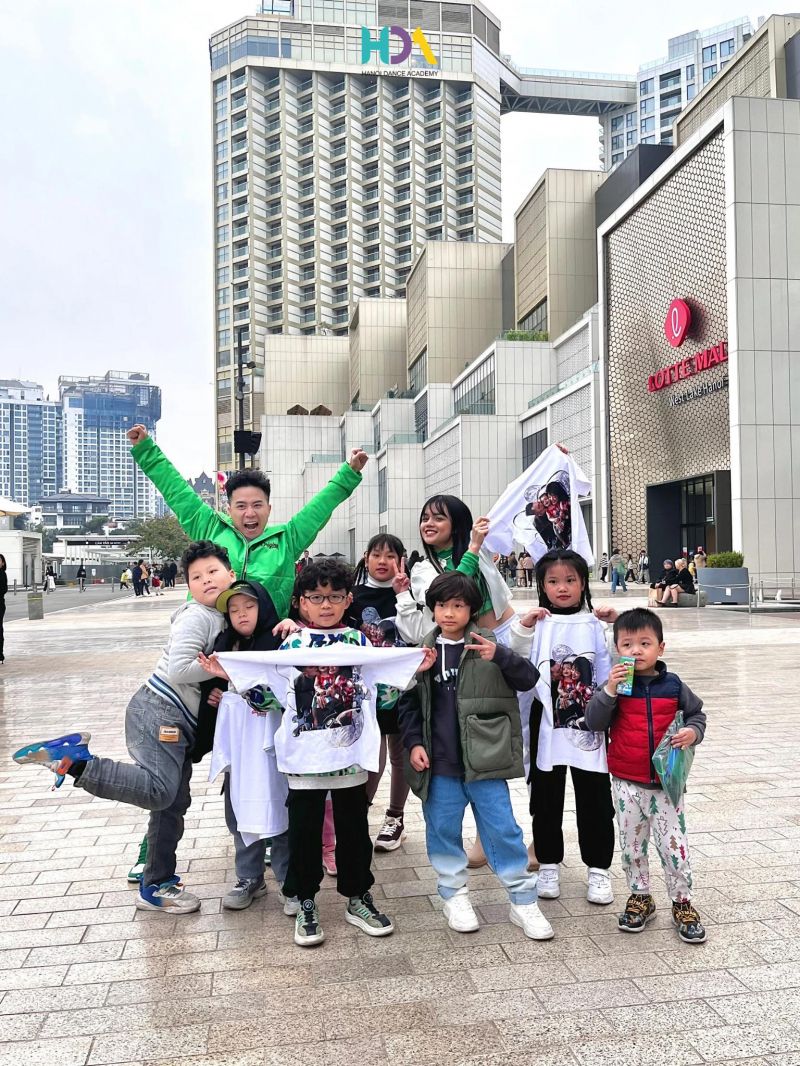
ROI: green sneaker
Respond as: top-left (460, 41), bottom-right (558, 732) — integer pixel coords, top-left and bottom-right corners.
top-left (345, 892), bottom-right (394, 937)
top-left (127, 835), bottom-right (148, 884)
top-left (294, 899), bottom-right (324, 947)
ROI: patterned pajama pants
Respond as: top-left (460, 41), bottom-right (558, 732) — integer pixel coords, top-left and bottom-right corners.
top-left (611, 777), bottom-right (693, 902)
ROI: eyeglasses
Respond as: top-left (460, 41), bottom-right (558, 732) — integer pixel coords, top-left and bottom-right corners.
top-left (301, 592), bottom-right (348, 605)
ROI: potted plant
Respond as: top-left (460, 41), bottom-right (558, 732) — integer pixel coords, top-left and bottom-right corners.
top-left (698, 552), bottom-right (749, 605)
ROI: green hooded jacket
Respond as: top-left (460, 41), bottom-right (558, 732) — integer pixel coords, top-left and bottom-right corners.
top-left (131, 436), bottom-right (361, 618)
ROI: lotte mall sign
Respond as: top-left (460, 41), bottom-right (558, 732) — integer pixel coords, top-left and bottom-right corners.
top-left (647, 299), bottom-right (728, 393)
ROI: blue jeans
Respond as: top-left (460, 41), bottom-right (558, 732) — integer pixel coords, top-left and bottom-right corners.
top-left (76, 685), bottom-right (193, 887)
top-left (611, 570), bottom-right (627, 593)
top-left (223, 772), bottom-right (289, 885)
top-left (422, 774), bottom-right (537, 905)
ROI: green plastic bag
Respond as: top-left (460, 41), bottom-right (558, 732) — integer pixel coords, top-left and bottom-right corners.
top-left (651, 711), bottom-right (694, 806)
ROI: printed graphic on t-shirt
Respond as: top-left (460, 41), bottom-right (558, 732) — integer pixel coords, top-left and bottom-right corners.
top-left (241, 684), bottom-right (281, 716)
top-left (284, 629), bottom-right (368, 747)
top-left (513, 468), bottom-right (572, 552)
top-left (354, 605), bottom-right (406, 711)
top-left (539, 643), bottom-right (602, 751)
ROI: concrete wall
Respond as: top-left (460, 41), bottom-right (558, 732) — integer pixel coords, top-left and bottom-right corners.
top-left (261, 335), bottom-right (350, 416)
top-left (349, 298), bottom-right (408, 406)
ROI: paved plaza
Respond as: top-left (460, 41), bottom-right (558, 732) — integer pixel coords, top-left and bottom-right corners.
top-left (1, 591), bottom-right (800, 1066)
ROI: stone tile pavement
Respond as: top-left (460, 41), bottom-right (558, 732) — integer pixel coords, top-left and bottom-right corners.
top-left (1, 591), bottom-right (800, 1065)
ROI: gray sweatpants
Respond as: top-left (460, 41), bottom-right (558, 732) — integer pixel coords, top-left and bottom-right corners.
top-left (76, 685), bottom-right (194, 888)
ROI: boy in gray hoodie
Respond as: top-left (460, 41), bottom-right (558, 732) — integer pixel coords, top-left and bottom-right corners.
top-left (12, 541), bottom-right (235, 914)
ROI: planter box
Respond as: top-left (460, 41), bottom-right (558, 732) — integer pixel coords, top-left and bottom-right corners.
top-left (698, 567), bottom-right (750, 605)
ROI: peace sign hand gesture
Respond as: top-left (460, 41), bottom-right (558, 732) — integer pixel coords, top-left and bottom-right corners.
top-left (464, 631), bottom-right (497, 661)
top-left (390, 557), bottom-right (411, 595)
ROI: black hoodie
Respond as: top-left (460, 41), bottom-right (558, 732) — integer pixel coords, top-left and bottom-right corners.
top-left (191, 580), bottom-right (280, 762)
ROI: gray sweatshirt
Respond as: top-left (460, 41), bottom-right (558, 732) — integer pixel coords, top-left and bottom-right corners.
top-left (145, 601), bottom-right (225, 721)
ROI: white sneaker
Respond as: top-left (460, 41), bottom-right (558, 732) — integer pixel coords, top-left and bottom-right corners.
top-left (278, 889), bottom-right (301, 916)
top-left (587, 867), bottom-right (614, 905)
top-left (537, 863), bottom-right (561, 899)
top-left (442, 887), bottom-right (479, 933)
top-left (509, 901), bottom-right (554, 940)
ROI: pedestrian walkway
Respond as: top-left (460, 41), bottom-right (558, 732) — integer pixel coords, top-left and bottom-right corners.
top-left (1, 596), bottom-right (800, 1065)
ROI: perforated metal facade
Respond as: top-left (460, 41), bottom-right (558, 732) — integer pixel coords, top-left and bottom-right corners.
top-left (552, 384), bottom-right (593, 477)
top-left (604, 130), bottom-right (730, 554)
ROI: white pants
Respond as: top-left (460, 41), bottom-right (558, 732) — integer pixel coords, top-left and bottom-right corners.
top-left (611, 777), bottom-right (693, 902)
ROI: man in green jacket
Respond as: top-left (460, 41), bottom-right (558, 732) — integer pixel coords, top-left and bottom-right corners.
top-left (126, 425), bottom-right (367, 618)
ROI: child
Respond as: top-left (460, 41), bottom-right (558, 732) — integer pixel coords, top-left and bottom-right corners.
top-left (195, 579), bottom-right (294, 913)
top-left (399, 572), bottom-right (552, 939)
top-left (12, 540), bottom-right (235, 913)
top-left (348, 533), bottom-right (411, 851)
top-left (221, 559), bottom-right (418, 947)
top-left (510, 549), bottom-right (618, 906)
top-left (585, 607), bottom-right (707, 943)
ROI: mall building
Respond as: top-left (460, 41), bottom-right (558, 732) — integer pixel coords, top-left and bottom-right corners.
top-left (256, 13), bottom-right (800, 588)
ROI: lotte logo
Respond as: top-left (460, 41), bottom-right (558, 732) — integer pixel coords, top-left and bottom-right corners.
top-left (664, 298), bottom-right (691, 348)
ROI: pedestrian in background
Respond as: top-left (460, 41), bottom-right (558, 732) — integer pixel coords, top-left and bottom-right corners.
top-left (507, 551), bottom-right (518, 587)
top-left (609, 549), bottom-right (627, 594)
top-left (76, 562), bottom-right (87, 593)
top-left (599, 552), bottom-right (609, 582)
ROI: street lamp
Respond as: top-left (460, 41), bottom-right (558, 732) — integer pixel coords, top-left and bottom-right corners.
top-left (234, 325), bottom-right (262, 471)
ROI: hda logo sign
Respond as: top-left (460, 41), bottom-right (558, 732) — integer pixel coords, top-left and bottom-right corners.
top-left (360, 25), bottom-right (438, 66)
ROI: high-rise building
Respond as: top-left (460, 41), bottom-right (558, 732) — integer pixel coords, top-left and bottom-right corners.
top-left (0, 380), bottom-right (62, 507)
top-left (600, 18), bottom-right (754, 168)
top-left (58, 371), bottom-right (162, 521)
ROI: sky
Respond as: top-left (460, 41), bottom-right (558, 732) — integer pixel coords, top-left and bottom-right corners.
top-left (0, 1), bottom-right (762, 478)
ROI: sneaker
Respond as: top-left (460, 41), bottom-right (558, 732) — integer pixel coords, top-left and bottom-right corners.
top-left (135, 877), bottom-right (200, 914)
top-left (322, 848), bottom-right (337, 877)
top-left (223, 877), bottom-right (268, 911)
top-left (509, 901), bottom-right (555, 940)
top-left (672, 900), bottom-right (707, 944)
top-left (442, 887), bottom-right (479, 933)
top-left (12, 732), bottom-right (94, 788)
top-left (127, 835), bottom-right (148, 884)
top-left (618, 893), bottom-right (656, 933)
top-left (264, 840), bottom-right (272, 868)
top-left (537, 863), bottom-right (561, 899)
top-left (278, 890), bottom-right (301, 917)
top-left (294, 899), bottom-right (324, 946)
top-left (586, 867), bottom-right (614, 905)
top-left (466, 839), bottom-right (488, 869)
top-left (374, 815), bottom-right (406, 852)
top-left (345, 892), bottom-right (394, 937)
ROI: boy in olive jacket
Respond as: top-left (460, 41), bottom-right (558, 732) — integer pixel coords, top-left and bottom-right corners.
top-left (398, 572), bottom-right (554, 941)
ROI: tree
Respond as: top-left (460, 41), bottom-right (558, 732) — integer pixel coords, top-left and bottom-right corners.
top-left (27, 522), bottom-right (57, 553)
top-left (127, 515), bottom-right (189, 562)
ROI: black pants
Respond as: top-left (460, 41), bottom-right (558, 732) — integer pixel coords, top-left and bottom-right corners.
top-left (529, 763), bottom-right (615, 869)
top-left (282, 784), bottom-right (374, 903)
top-left (0, 598), bottom-right (5, 660)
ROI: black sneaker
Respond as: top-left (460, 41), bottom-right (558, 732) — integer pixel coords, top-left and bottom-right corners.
top-left (618, 893), bottom-right (656, 933)
top-left (672, 900), bottom-right (707, 943)
top-left (374, 815), bottom-right (406, 852)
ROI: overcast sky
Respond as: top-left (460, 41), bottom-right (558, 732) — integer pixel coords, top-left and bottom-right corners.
top-left (0, 1), bottom-right (761, 478)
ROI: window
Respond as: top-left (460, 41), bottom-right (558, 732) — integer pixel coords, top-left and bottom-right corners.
top-left (702, 64), bottom-right (717, 84)
top-left (216, 204), bottom-right (229, 223)
top-left (217, 287), bottom-right (229, 306)
top-left (660, 90), bottom-right (681, 109)
top-left (702, 44), bottom-right (716, 62)
top-left (408, 350), bottom-right (427, 395)
top-left (640, 97), bottom-right (654, 114)
top-left (641, 135), bottom-right (655, 144)
top-left (216, 224), bottom-right (229, 243)
top-left (216, 182), bottom-right (228, 203)
top-left (686, 64), bottom-right (695, 81)
top-left (611, 115), bottom-right (624, 131)
top-left (216, 162), bottom-right (228, 181)
top-left (612, 152), bottom-right (623, 164)
top-left (378, 466), bottom-right (387, 512)
top-left (214, 77), bottom-right (227, 99)
top-left (217, 329), bottom-right (231, 347)
top-left (720, 37), bottom-right (735, 58)
top-left (215, 119), bottom-right (228, 141)
top-left (217, 309), bottom-right (230, 326)
top-left (626, 111), bottom-right (635, 128)
top-left (639, 77), bottom-right (654, 95)
top-left (659, 70), bottom-right (680, 89)
top-left (519, 297), bottom-right (547, 334)
top-left (414, 392), bottom-right (428, 441)
top-left (626, 130), bottom-right (636, 146)
top-left (611, 134), bottom-right (623, 150)
top-left (215, 100), bottom-right (228, 120)
top-left (453, 355), bottom-right (494, 415)
top-left (640, 116), bottom-right (655, 133)
top-left (216, 266), bottom-right (230, 284)
top-left (522, 428), bottom-right (547, 471)
top-left (215, 142), bottom-right (228, 161)
top-left (687, 83), bottom-right (696, 101)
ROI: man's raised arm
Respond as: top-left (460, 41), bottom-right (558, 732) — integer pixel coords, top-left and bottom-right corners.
top-left (127, 425), bottom-right (220, 542)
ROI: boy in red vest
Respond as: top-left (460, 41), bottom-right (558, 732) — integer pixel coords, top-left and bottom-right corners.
top-left (585, 608), bottom-right (707, 943)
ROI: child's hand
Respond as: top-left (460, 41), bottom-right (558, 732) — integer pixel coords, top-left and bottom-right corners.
top-left (198, 652), bottom-right (230, 680)
top-left (410, 745), bottom-right (430, 771)
top-left (390, 557), bottom-right (411, 595)
top-left (468, 516), bottom-right (490, 553)
top-left (206, 687), bottom-right (224, 708)
top-left (519, 607), bottom-right (550, 628)
top-left (671, 727), bottom-right (697, 749)
top-left (465, 631), bottom-right (497, 660)
top-left (416, 646), bottom-right (437, 673)
top-left (348, 448), bottom-right (368, 472)
top-left (594, 606), bottom-right (618, 623)
top-left (126, 424), bottom-right (149, 446)
top-left (604, 662), bottom-right (629, 696)
top-left (273, 618), bottom-right (300, 639)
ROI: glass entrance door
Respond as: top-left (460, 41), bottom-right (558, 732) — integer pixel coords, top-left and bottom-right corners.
top-left (680, 475), bottom-right (716, 556)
